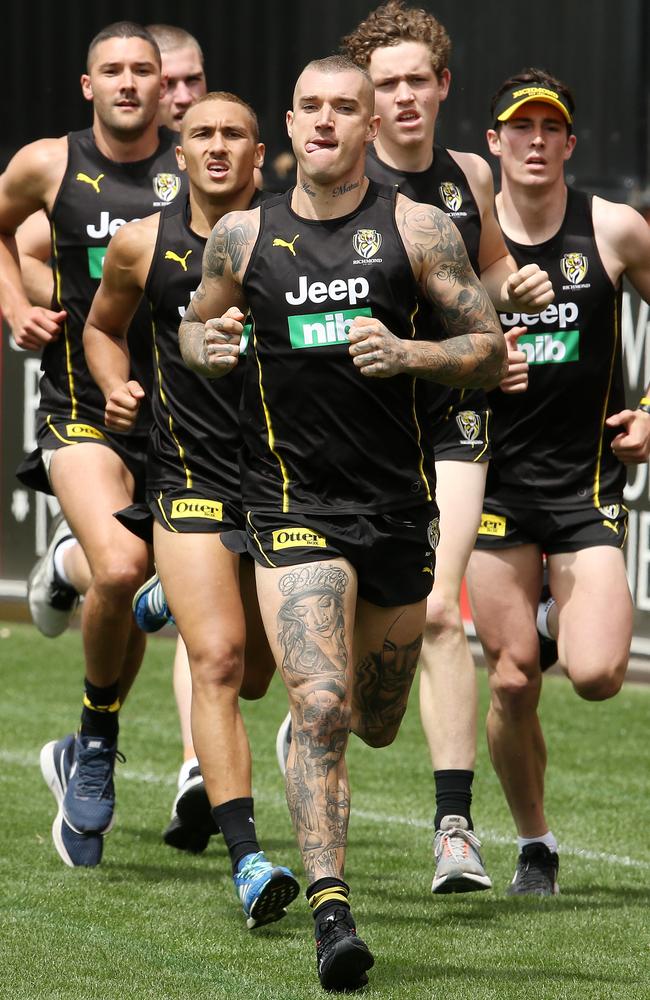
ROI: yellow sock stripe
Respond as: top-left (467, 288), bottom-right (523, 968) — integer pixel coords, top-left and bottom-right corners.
top-left (83, 694), bottom-right (121, 713)
top-left (309, 887), bottom-right (349, 910)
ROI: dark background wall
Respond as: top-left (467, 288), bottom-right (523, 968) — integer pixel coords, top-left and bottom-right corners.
top-left (1, 0), bottom-right (648, 201)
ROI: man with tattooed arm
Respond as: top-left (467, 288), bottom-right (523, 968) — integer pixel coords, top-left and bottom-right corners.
top-left (178, 55), bottom-right (506, 992)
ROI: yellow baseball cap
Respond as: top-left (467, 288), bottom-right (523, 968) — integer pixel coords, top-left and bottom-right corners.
top-left (494, 85), bottom-right (573, 125)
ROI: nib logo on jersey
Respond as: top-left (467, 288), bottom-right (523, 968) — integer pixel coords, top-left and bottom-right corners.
top-left (285, 275), bottom-right (371, 349)
top-left (500, 301), bottom-right (580, 366)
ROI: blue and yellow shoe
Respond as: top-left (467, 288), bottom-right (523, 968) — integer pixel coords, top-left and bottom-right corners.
top-left (40, 734), bottom-right (103, 867)
top-left (132, 572), bottom-right (174, 633)
top-left (233, 851), bottom-right (299, 929)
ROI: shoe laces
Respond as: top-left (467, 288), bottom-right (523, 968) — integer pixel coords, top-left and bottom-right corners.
top-left (147, 581), bottom-right (168, 617)
top-left (438, 826), bottom-right (481, 862)
top-left (515, 845), bottom-right (557, 889)
top-left (75, 742), bottom-right (124, 799)
top-left (316, 907), bottom-right (355, 948)
top-left (237, 851), bottom-right (272, 881)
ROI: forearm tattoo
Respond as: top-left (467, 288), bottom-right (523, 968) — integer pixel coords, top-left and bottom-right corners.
top-left (277, 564), bottom-right (352, 880)
top-left (398, 200), bottom-right (506, 387)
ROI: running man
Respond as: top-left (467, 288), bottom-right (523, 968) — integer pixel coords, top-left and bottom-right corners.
top-left (0, 22), bottom-right (184, 867)
top-left (467, 68), bottom-right (650, 895)
top-left (147, 24), bottom-right (207, 131)
top-left (178, 56), bottom-right (506, 991)
top-left (83, 91), bottom-right (298, 927)
top-left (342, 0), bottom-right (552, 894)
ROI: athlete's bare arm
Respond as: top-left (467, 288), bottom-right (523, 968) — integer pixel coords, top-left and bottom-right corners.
top-left (178, 208), bottom-right (258, 377)
top-left (348, 196), bottom-right (507, 387)
top-left (0, 138), bottom-right (67, 348)
top-left (15, 210), bottom-right (54, 307)
top-left (83, 216), bottom-right (157, 432)
top-left (596, 197), bottom-right (650, 462)
top-left (452, 150), bottom-right (553, 312)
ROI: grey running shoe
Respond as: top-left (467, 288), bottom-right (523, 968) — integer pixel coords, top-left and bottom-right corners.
top-left (432, 814), bottom-right (492, 894)
top-left (275, 711), bottom-right (291, 776)
top-left (507, 842), bottom-right (560, 896)
top-left (28, 513), bottom-right (79, 637)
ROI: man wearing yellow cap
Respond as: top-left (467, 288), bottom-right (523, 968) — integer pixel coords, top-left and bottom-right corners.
top-left (467, 68), bottom-right (650, 895)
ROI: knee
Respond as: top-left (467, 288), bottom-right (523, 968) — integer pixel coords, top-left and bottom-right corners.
top-left (425, 590), bottom-right (463, 640)
top-left (92, 554), bottom-right (146, 604)
top-left (294, 688), bottom-right (351, 756)
top-left (240, 660), bottom-right (275, 701)
top-left (190, 642), bottom-right (244, 693)
top-left (489, 656), bottom-right (540, 715)
top-left (571, 664), bottom-right (625, 702)
top-left (360, 726), bottom-right (398, 749)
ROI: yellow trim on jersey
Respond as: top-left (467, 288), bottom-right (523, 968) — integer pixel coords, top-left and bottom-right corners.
top-left (252, 324), bottom-right (292, 513)
top-left (593, 301), bottom-right (619, 508)
top-left (246, 511), bottom-right (276, 567)
top-left (50, 222), bottom-right (77, 419)
top-left (472, 408), bottom-right (490, 463)
top-left (46, 414), bottom-right (75, 445)
top-left (410, 378), bottom-right (433, 500)
top-left (155, 491), bottom-right (177, 532)
top-left (151, 311), bottom-right (193, 488)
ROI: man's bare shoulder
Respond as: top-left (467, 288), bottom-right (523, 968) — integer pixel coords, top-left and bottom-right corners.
top-left (446, 149), bottom-right (494, 201)
top-left (395, 192), bottom-right (462, 255)
top-left (592, 194), bottom-right (650, 269)
top-left (107, 213), bottom-right (159, 263)
top-left (4, 137), bottom-right (68, 194)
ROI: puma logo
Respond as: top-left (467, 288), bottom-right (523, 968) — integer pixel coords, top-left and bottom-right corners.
top-left (76, 172), bottom-right (105, 194)
top-left (164, 249), bottom-right (193, 271)
top-left (272, 234), bottom-right (299, 256)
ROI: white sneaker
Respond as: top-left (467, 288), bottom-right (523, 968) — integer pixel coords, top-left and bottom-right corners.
top-left (28, 514), bottom-right (79, 637)
top-left (275, 712), bottom-right (292, 776)
top-left (432, 815), bottom-right (492, 894)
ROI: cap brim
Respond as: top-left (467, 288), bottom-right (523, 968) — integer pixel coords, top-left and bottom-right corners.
top-left (497, 95), bottom-right (572, 124)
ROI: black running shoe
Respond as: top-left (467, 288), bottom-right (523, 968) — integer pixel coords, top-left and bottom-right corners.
top-left (163, 765), bottom-right (219, 854)
top-left (538, 584), bottom-right (558, 672)
top-left (507, 842), bottom-right (559, 896)
top-left (315, 907), bottom-right (374, 992)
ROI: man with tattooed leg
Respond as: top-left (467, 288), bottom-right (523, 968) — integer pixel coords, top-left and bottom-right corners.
top-left (179, 56), bottom-right (506, 992)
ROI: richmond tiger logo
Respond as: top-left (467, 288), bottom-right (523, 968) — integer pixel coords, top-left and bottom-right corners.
top-left (352, 229), bottom-right (383, 259)
top-left (153, 173), bottom-right (181, 203)
top-left (439, 182), bottom-right (462, 213)
top-left (456, 410), bottom-right (481, 443)
top-left (560, 252), bottom-right (588, 285)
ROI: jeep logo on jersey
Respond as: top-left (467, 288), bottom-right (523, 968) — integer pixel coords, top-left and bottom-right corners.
top-left (352, 229), bottom-right (382, 259)
top-left (560, 252), bottom-right (588, 285)
top-left (285, 275), bottom-right (370, 306)
top-left (272, 527), bottom-right (327, 550)
top-left (499, 301), bottom-right (579, 330)
top-left (518, 330), bottom-right (580, 364)
top-left (456, 410), bottom-right (481, 443)
top-left (170, 498), bottom-right (223, 520)
top-left (86, 212), bottom-right (141, 239)
top-left (439, 182), bottom-right (462, 213)
top-left (153, 173), bottom-right (181, 203)
top-left (288, 307), bottom-right (372, 349)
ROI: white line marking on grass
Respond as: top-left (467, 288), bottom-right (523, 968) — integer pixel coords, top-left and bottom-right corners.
top-left (6, 749), bottom-right (649, 870)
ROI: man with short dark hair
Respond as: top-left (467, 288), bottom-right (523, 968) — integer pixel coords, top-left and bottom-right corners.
top-left (0, 22), bottom-right (184, 867)
top-left (468, 68), bottom-right (650, 895)
top-left (147, 24), bottom-right (207, 130)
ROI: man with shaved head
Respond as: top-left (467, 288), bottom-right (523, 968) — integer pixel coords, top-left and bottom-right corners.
top-left (178, 55), bottom-right (506, 991)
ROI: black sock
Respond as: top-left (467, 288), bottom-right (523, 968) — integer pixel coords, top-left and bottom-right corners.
top-left (434, 769), bottom-right (474, 830)
top-left (307, 877), bottom-right (350, 928)
top-left (211, 797), bottom-right (260, 872)
top-left (80, 679), bottom-right (120, 741)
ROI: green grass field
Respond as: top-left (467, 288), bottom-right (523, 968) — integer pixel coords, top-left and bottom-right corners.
top-left (1, 620), bottom-right (649, 1000)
